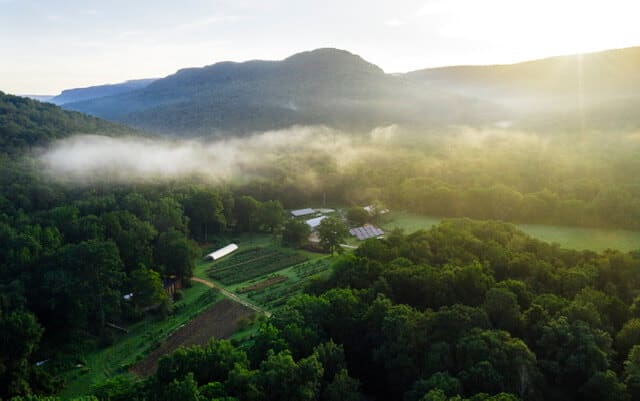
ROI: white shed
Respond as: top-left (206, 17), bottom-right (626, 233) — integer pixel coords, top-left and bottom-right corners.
top-left (305, 215), bottom-right (327, 230)
top-left (206, 243), bottom-right (238, 261)
top-left (291, 208), bottom-right (316, 217)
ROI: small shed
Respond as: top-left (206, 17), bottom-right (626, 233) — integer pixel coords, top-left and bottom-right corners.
top-left (206, 243), bottom-right (239, 261)
top-left (305, 215), bottom-right (327, 230)
top-left (291, 208), bottom-right (316, 217)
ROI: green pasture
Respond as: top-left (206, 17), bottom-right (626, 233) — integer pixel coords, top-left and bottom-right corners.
top-left (381, 211), bottom-right (640, 252)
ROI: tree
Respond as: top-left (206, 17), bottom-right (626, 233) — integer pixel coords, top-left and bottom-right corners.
top-left (317, 217), bottom-right (348, 256)
top-left (624, 345), bottom-right (640, 401)
top-left (282, 219), bottom-right (311, 248)
top-left (256, 351), bottom-right (323, 401)
top-left (183, 189), bottom-right (226, 241)
top-left (322, 369), bottom-right (362, 401)
top-left (155, 229), bottom-right (199, 282)
top-left (0, 309), bottom-right (44, 398)
top-left (129, 266), bottom-right (169, 313)
top-left (234, 196), bottom-right (260, 233)
top-left (483, 287), bottom-right (522, 334)
top-left (347, 207), bottom-right (369, 226)
top-left (48, 240), bottom-right (125, 332)
top-left (102, 211), bottom-right (157, 272)
top-left (258, 200), bottom-right (285, 233)
top-left (617, 319), bottom-right (640, 361)
top-left (580, 370), bottom-right (629, 401)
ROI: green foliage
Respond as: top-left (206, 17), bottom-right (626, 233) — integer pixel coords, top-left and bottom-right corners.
top-left (129, 266), bottom-right (169, 311)
top-left (157, 339), bottom-right (248, 385)
top-left (155, 229), bottom-right (199, 281)
top-left (0, 309), bottom-right (44, 398)
top-left (317, 217), bottom-right (349, 256)
top-left (347, 207), bottom-right (369, 226)
top-left (0, 92), bottom-right (132, 154)
top-left (282, 219), bottom-right (311, 248)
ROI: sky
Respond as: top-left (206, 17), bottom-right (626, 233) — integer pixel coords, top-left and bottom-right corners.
top-left (1, 0), bottom-right (640, 94)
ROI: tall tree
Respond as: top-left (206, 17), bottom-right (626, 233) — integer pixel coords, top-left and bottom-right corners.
top-left (183, 189), bottom-right (226, 241)
top-left (258, 200), bottom-right (285, 233)
top-left (235, 195), bottom-right (260, 233)
top-left (318, 217), bottom-right (348, 256)
top-left (155, 229), bottom-right (199, 282)
top-left (282, 219), bottom-right (311, 248)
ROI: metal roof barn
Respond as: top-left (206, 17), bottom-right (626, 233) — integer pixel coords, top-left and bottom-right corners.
top-left (349, 225), bottom-right (385, 241)
top-left (206, 243), bottom-right (239, 260)
top-left (305, 215), bottom-right (327, 229)
top-left (291, 208), bottom-right (316, 217)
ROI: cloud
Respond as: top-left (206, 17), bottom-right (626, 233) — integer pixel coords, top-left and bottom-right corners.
top-left (384, 18), bottom-right (406, 27)
top-left (36, 126), bottom-right (392, 185)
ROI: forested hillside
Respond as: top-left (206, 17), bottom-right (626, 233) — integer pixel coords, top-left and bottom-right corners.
top-left (20, 220), bottom-right (640, 401)
top-left (58, 47), bottom-right (640, 136)
top-left (0, 92), bottom-right (134, 154)
top-left (61, 49), bottom-right (503, 135)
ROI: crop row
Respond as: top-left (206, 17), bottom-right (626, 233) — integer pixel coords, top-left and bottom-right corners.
top-left (209, 250), bottom-right (308, 285)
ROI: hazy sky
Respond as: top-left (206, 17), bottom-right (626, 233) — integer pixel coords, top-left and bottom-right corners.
top-left (2, 0), bottom-right (639, 94)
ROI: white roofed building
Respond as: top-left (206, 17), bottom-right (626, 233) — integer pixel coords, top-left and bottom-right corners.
top-left (206, 243), bottom-right (238, 261)
top-left (305, 215), bottom-right (327, 230)
top-left (349, 225), bottom-right (384, 241)
top-left (291, 208), bottom-right (316, 217)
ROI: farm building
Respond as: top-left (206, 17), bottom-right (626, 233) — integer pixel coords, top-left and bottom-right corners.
top-left (206, 243), bottom-right (239, 261)
top-left (163, 276), bottom-right (183, 297)
top-left (291, 208), bottom-right (316, 217)
top-left (350, 224), bottom-right (384, 240)
top-left (305, 215), bottom-right (327, 230)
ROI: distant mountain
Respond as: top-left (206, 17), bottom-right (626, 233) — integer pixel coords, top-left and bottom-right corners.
top-left (21, 95), bottom-right (55, 103)
top-left (59, 47), bottom-right (640, 136)
top-left (50, 78), bottom-right (157, 105)
top-left (407, 46), bottom-right (640, 128)
top-left (61, 49), bottom-right (503, 136)
top-left (0, 91), bottom-right (136, 154)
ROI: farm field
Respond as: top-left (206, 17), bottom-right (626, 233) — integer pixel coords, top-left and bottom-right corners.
top-left (382, 211), bottom-right (640, 252)
top-left (58, 283), bottom-right (220, 399)
top-left (200, 239), bottom-right (335, 311)
top-left (130, 298), bottom-right (254, 377)
top-left (207, 247), bottom-right (308, 285)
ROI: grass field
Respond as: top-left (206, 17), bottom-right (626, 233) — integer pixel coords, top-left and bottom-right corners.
top-left (382, 211), bottom-right (640, 252)
top-left (58, 283), bottom-right (221, 399)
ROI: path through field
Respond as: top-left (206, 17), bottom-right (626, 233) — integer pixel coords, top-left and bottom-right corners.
top-left (191, 277), bottom-right (273, 317)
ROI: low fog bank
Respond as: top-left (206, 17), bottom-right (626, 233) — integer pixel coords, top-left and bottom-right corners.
top-left (37, 123), bottom-right (639, 193)
top-left (36, 125), bottom-right (400, 185)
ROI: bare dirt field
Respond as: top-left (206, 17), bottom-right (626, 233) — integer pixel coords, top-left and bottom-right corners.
top-left (130, 299), bottom-right (253, 377)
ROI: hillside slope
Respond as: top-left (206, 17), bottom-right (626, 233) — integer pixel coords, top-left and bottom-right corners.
top-left (407, 46), bottom-right (640, 127)
top-left (0, 91), bottom-right (136, 154)
top-left (63, 49), bottom-right (503, 136)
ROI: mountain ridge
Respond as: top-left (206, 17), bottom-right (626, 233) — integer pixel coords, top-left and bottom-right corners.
top-left (59, 46), bottom-right (640, 135)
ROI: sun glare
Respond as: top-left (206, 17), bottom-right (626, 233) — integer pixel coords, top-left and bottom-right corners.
top-left (419, 0), bottom-right (640, 63)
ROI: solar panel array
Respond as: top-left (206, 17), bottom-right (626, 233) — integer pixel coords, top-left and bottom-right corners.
top-left (349, 225), bottom-right (384, 241)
